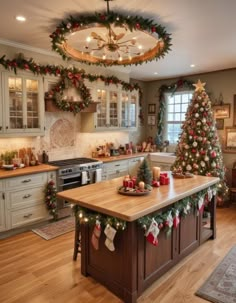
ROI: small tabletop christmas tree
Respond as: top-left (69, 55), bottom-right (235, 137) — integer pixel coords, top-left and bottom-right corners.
top-left (171, 79), bottom-right (228, 206)
top-left (136, 158), bottom-right (152, 189)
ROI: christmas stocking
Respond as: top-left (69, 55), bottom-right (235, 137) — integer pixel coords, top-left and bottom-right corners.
top-left (145, 218), bottom-right (160, 246)
top-left (173, 210), bottom-right (180, 228)
top-left (104, 224), bottom-right (117, 252)
top-left (91, 220), bottom-right (101, 250)
top-left (198, 196), bottom-right (205, 213)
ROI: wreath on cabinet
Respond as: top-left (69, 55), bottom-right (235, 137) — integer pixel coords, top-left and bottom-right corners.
top-left (45, 71), bottom-right (93, 115)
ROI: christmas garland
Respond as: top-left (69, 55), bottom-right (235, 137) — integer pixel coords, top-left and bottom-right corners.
top-left (72, 185), bottom-right (217, 235)
top-left (44, 180), bottom-right (58, 220)
top-left (73, 205), bottom-right (126, 231)
top-left (156, 79), bottom-right (194, 147)
top-left (0, 54), bottom-right (143, 115)
top-left (50, 11), bottom-right (171, 66)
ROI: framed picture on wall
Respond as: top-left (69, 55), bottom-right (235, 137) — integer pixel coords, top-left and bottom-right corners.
top-left (212, 104), bottom-right (230, 119)
top-left (147, 115), bottom-right (156, 126)
top-left (148, 104), bottom-right (156, 114)
top-left (215, 119), bottom-right (224, 130)
top-left (224, 127), bottom-right (236, 153)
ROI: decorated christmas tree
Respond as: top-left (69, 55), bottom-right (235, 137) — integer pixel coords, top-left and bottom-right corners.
top-left (171, 79), bottom-right (228, 206)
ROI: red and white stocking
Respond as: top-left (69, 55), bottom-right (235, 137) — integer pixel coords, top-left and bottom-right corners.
top-left (198, 196), bottom-right (204, 213)
top-left (91, 220), bottom-right (101, 250)
top-left (173, 210), bottom-right (180, 228)
top-left (145, 218), bottom-right (160, 246)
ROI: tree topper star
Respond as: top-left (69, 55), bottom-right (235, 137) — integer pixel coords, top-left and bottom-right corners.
top-left (193, 79), bottom-right (206, 92)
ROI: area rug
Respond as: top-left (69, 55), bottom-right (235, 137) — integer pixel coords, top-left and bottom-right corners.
top-left (32, 216), bottom-right (75, 240)
top-left (195, 245), bottom-right (236, 303)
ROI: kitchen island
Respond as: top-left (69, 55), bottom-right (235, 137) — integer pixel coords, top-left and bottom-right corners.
top-left (57, 174), bottom-right (219, 303)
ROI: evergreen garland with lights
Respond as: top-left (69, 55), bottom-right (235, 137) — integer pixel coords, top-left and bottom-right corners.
top-left (0, 54), bottom-right (143, 115)
top-left (49, 11), bottom-right (171, 66)
top-left (171, 80), bottom-right (229, 206)
top-left (45, 180), bottom-right (58, 220)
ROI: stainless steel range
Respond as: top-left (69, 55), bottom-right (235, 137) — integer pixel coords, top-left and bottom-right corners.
top-left (49, 157), bottom-right (103, 208)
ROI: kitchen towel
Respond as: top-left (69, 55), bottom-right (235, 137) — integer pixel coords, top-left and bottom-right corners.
top-left (81, 171), bottom-right (88, 185)
top-left (95, 168), bottom-right (102, 183)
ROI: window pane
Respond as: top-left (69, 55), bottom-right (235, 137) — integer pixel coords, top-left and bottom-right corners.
top-left (175, 104), bottom-right (181, 112)
top-left (175, 113), bottom-right (181, 120)
top-left (174, 94), bottom-right (181, 103)
top-left (167, 113), bottom-right (174, 121)
top-left (182, 94), bottom-right (191, 103)
top-left (182, 103), bottom-right (189, 112)
top-left (168, 104), bottom-right (174, 112)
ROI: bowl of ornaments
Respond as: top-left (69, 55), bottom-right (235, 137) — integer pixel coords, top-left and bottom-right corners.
top-left (118, 175), bottom-right (152, 196)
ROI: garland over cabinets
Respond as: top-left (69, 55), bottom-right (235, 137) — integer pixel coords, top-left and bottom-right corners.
top-left (0, 54), bottom-right (142, 115)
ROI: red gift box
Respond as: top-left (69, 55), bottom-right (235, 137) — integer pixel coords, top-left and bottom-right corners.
top-left (160, 175), bottom-right (170, 185)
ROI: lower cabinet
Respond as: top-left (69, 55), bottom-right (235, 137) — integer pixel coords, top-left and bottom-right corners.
top-left (1, 170), bottom-right (57, 231)
top-left (102, 156), bottom-right (145, 181)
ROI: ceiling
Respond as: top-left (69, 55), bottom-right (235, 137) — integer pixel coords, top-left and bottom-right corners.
top-left (0, 0), bottom-right (236, 81)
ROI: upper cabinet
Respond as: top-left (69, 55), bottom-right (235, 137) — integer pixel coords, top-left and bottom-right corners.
top-left (81, 81), bottom-right (139, 132)
top-left (0, 70), bottom-right (44, 136)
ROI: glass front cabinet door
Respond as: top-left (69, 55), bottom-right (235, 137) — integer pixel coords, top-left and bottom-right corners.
top-left (2, 72), bottom-right (44, 136)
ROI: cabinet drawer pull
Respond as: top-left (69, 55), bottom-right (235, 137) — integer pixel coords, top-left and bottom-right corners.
top-left (115, 164), bottom-right (120, 167)
top-left (23, 194), bottom-right (31, 199)
top-left (0, 126), bottom-right (2, 131)
top-left (23, 213), bottom-right (33, 218)
top-left (22, 179), bottom-right (32, 183)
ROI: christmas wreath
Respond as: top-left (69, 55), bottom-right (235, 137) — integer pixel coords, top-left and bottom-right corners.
top-left (45, 71), bottom-right (93, 115)
top-left (45, 180), bottom-right (58, 220)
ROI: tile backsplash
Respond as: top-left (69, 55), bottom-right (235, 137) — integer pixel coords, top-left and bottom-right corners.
top-left (0, 112), bottom-right (131, 161)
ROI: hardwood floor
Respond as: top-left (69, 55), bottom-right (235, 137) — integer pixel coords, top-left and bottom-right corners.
top-left (0, 205), bottom-right (236, 303)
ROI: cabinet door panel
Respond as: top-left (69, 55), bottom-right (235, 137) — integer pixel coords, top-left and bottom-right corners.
top-left (0, 194), bottom-right (6, 232)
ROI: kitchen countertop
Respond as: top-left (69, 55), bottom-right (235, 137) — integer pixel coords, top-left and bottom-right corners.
top-left (57, 174), bottom-right (219, 222)
top-left (93, 152), bottom-right (148, 163)
top-left (0, 164), bottom-right (58, 179)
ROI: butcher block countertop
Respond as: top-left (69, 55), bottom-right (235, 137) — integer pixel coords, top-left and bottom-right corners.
top-left (0, 164), bottom-right (58, 179)
top-left (57, 174), bottom-right (219, 222)
top-left (93, 152), bottom-right (148, 163)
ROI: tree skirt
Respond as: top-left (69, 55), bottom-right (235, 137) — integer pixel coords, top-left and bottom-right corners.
top-left (32, 216), bottom-right (74, 240)
top-left (196, 245), bottom-right (236, 303)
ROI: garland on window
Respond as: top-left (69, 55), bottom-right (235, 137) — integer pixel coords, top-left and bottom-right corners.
top-left (156, 79), bottom-right (194, 146)
top-left (45, 180), bottom-right (58, 220)
top-left (72, 185), bottom-right (217, 234)
top-left (0, 54), bottom-right (143, 114)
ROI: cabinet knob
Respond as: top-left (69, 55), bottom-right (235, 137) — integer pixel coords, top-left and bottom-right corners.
top-left (0, 126), bottom-right (2, 131)
top-left (6, 126), bottom-right (8, 129)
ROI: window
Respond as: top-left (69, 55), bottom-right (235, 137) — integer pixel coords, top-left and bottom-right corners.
top-left (164, 91), bottom-right (193, 144)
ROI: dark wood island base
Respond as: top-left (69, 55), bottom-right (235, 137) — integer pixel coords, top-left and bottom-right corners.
top-left (57, 175), bottom-right (218, 303)
top-left (80, 198), bottom-right (216, 303)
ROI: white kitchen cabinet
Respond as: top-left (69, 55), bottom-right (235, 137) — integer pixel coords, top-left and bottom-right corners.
top-left (1, 70), bottom-right (45, 136)
top-left (80, 81), bottom-right (139, 132)
top-left (102, 160), bottom-right (129, 180)
top-left (2, 171), bottom-right (56, 231)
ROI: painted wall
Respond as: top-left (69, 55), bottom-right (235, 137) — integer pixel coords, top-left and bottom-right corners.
top-left (0, 43), bottom-right (145, 160)
top-left (144, 69), bottom-right (236, 186)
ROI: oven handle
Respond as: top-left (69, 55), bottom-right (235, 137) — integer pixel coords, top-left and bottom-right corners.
top-left (59, 180), bottom-right (81, 188)
top-left (59, 173), bottom-right (81, 180)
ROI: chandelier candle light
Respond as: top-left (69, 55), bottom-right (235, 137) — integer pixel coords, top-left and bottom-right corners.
top-left (50, 0), bottom-right (172, 66)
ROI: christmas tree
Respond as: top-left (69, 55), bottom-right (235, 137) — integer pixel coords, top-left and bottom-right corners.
top-left (136, 158), bottom-right (152, 188)
top-left (171, 79), bottom-right (228, 206)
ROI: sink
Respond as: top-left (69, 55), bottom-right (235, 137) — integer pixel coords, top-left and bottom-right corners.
top-left (150, 152), bottom-right (176, 164)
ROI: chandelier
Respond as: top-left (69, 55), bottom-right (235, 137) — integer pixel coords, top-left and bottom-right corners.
top-left (50, 0), bottom-right (172, 67)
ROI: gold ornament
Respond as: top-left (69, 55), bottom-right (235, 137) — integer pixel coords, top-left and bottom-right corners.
top-left (193, 79), bottom-right (206, 92)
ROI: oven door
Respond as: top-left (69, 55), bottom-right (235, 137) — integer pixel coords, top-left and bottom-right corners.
top-left (58, 173), bottom-right (81, 191)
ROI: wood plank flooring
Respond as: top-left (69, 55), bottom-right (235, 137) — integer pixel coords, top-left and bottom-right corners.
top-left (0, 205), bottom-right (236, 303)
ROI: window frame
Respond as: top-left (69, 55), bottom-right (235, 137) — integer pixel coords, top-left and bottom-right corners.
top-left (163, 90), bottom-right (193, 144)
